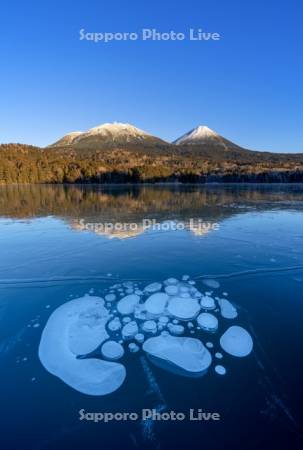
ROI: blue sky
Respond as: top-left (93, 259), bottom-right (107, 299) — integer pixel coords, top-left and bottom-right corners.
top-left (0, 0), bottom-right (302, 152)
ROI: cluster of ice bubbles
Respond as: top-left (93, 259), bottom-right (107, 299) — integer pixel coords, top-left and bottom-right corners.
top-left (38, 276), bottom-right (253, 396)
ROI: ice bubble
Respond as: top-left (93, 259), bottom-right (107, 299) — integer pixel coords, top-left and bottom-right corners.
top-left (180, 286), bottom-right (190, 293)
top-left (167, 297), bottom-right (200, 320)
top-left (108, 318), bottom-right (122, 331)
top-left (197, 313), bottom-right (218, 332)
top-left (203, 279), bottom-right (220, 289)
top-left (164, 278), bottom-right (179, 285)
top-left (158, 316), bottom-right (169, 325)
top-left (215, 365), bottom-right (226, 375)
top-left (135, 333), bottom-right (145, 343)
top-left (165, 285), bottom-right (179, 296)
top-left (143, 335), bottom-right (212, 375)
top-left (215, 352), bottom-right (223, 359)
top-left (220, 326), bottom-right (253, 357)
top-left (122, 321), bottom-right (139, 340)
top-left (38, 296), bottom-right (126, 395)
top-left (180, 292), bottom-right (191, 299)
top-left (67, 297), bottom-right (109, 355)
top-left (167, 323), bottom-right (185, 335)
top-left (218, 298), bottom-right (238, 319)
top-left (144, 293), bottom-right (169, 315)
top-left (128, 343), bottom-right (139, 353)
top-left (33, 323), bottom-right (40, 328)
top-left (101, 341), bottom-right (124, 360)
top-left (117, 294), bottom-right (140, 315)
top-left (206, 342), bottom-right (214, 349)
top-left (161, 330), bottom-right (169, 337)
top-left (200, 296), bottom-right (216, 310)
top-left (144, 282), bottom-right (162, 293)
top-left (105, 294), bottom-right (116, 302)
top-left (182, 275), bottom-right (190, 281)
top-left (125, 288), bottom-right (134, 294)
top-left (135, 289), bottom-right (143, 296)
top-left (122, 317), bottom-right (131, 324)
top-left (142, 320), bottom-right (157, 333)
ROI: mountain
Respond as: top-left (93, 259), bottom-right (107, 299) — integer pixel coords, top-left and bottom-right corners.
top-left (49, 122), bottom-right (168, 150)
top-left (173, 125), bottom-right (242, 150)
top-left (51, 131), bottom-right (83, 147)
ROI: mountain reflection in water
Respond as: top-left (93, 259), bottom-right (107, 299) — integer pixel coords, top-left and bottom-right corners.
top-left (1, 184), bottom-right (303, 239)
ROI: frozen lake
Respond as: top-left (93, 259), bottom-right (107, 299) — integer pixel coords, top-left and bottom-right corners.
top-left (0, 184), bottom-right (303, 450)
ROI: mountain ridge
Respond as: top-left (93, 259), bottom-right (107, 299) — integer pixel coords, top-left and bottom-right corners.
top-left (1, 122), bottom-right (303, 184)
top-left (49, 122), bottom-right (169, 149)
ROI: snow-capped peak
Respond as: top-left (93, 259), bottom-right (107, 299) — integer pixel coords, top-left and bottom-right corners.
top-left (173, 125), bottom-right (220, 145)
top-left (86, 122), bottom-right (152, 137)
top-left (48, 121), bottom-right (167, 148)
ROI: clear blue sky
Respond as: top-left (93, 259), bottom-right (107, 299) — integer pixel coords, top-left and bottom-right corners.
top-left (1, 0), bottom-right (302, 152)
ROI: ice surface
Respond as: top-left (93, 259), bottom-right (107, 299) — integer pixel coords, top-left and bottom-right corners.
top-left (101, 341), bottom-right (124, 360)
top-left (39, 296), bottom-right (126, 395)
top-left (220, 326), bottom-right (253, 357)
top-left (167, 297), bottom-right (200, 320)
top-left (144, 293), bottom-right (168, 315)
top-left (117, 294), bottom-right (140, 315)
top-left (218, 298), bottom-right (238, 319)
top-left (197, 313), bottom-right (218, 332)
top-left (143, 335), bottom-right (212, 375)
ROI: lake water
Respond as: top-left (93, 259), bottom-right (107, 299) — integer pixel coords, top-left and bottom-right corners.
top-left (0, 184), bottom-right (303, 450)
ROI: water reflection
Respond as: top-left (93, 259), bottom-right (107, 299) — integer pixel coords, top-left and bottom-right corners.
top-left (1, 184), bottom-right (303, 239)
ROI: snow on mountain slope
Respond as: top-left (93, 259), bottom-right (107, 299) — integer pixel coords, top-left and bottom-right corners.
top-left (173, 125), bottom-right (239, 149)
top-left (48, 122), bottom-right (168, 149)
top-left (50, 131), bottom-right (83, 147)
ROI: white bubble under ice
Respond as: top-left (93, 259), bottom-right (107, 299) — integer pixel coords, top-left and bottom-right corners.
top-left (38, 296), bottom-right (126, 396)
top-left (220, 326), bottom-right (253, 357)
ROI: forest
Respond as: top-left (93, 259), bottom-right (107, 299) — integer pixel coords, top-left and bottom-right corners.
top-left (1, 143), bottom-right (303, 184)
